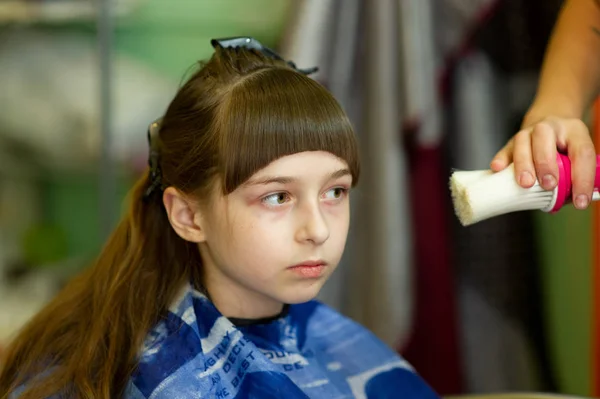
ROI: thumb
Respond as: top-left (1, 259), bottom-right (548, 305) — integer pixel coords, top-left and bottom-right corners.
top-left (490, 139), bottom-right (514, 171)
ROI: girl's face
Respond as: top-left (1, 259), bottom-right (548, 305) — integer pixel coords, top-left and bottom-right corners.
top-left (198, 151), bottom-right (352, 318)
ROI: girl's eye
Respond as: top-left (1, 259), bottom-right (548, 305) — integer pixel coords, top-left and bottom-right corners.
top-left (262, 192), bottom-right (290, 207)
top-left (324, 187), bottom-right (348, 200)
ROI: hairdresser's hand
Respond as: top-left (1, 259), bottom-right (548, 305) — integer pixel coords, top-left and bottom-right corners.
top-left (490, 115), bottom-right (596, 210)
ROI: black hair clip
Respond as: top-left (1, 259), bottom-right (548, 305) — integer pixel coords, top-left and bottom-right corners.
top-left (210, 36), bottom-right (318, 75)
top-left (143, 118), bottom-right (163, 202)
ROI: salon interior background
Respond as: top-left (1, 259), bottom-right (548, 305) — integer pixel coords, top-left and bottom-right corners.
top-left (0, 0), bottom-right (597, 397)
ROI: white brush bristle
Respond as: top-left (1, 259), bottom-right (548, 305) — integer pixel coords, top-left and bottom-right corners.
top-left (450, 164), bottom-right (555, 226)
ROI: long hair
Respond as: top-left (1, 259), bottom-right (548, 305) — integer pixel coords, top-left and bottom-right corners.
top-left (0, 46), bottom-right (360, 398)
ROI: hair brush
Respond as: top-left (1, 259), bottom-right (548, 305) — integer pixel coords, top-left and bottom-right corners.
top-left (450, 153), bottom-right (600, 226)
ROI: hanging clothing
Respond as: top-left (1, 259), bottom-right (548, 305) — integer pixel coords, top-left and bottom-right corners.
top-left (395, 0), bottom-right (465, 394)
top-left (124, 283), bottom-right (440, 398)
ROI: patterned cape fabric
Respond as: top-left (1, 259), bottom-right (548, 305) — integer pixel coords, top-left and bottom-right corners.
top-left (124, 284), bottom-right (440, 398)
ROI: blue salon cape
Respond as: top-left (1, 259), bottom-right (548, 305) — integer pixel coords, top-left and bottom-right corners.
top-left (124, 284), bottom-right (440, 398)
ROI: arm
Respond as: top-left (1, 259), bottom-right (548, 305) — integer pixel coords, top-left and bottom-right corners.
top-left (525, 0), bottom-right (600, 122)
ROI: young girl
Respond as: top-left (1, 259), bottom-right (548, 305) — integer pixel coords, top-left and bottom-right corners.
top-left (0, 37), bottom-right (439, 399)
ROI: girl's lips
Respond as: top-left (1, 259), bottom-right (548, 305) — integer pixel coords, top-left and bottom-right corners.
top-left (288, 264), bottom-right (326, 278)
top-left (288, 260), bottom-right (327, 278)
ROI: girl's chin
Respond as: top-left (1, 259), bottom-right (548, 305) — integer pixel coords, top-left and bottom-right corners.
top-left (277, 279), bottom-right (327, 305)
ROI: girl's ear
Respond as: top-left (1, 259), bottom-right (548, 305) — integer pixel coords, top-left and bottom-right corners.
top-left (162, 187), bottom-right (207, 243)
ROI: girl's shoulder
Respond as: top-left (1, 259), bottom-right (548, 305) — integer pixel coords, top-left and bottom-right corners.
top-left (288, 300), bottom-right (440, 399)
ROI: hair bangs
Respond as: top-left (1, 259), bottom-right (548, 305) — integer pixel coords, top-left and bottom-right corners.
top-left (217, 68), bottom-right (360, 193)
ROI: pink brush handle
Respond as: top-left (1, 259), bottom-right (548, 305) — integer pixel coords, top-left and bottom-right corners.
top-left (550, 153), bottom-right (600, 212)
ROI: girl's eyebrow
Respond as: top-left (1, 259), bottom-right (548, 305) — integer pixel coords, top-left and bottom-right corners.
top-left (244, 169), bottom-right (351, 187)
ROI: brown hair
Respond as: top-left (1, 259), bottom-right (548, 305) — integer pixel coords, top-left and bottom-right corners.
top-left (0, 45), bottom-right (360, 398)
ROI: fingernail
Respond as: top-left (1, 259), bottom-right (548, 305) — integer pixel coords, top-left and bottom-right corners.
top-left (542, 174), bottom-right (556, 189)
top-left (575, 195), bottom-right (589, 209)
top-left (519, 172), bottom-right (534, 186)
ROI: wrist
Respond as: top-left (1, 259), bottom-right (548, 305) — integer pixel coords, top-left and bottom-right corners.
top-left (522, 97), bottom-right (584, 128)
